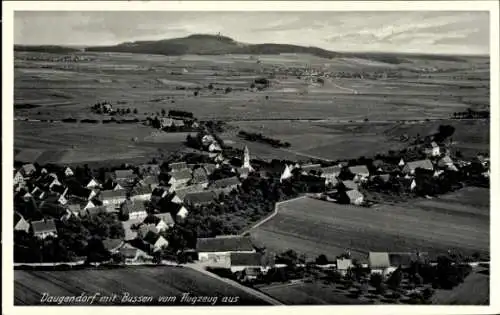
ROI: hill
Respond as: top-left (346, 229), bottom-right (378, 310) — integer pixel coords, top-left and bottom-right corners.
top-left (14, 45), bottom-right (81, 53)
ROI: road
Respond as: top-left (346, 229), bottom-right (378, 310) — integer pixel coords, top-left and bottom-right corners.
top-left (185, 263), bottom-right (284, 305)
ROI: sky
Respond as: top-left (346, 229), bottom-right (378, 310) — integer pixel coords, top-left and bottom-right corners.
top-left (14, 11), bottom-right (490, 55)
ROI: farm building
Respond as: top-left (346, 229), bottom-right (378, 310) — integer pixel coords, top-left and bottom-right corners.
top-left (438, 156), bottom-right (458, 171)
top-left (115, 242), bottom-right (153, 264)
top-left (184, 191), bottom-right (217, 206)
top-left (341, 180), bottom-right (358, 191)
top-left (151, 187), bottom-right (169, 201)
top-left (424, 142), bottom-right (441, 157)
top-left (138, 164), bottom-right (161, 176)
top-left (169, 162), bottom-right (188, 173)
top-left (336, 258), bottom-right (353, 276)
top-left (346, 190), bottom-right (364, 205)
top-left (202, 163), bottom-right (217, 175)
top-left (210, 176), bottom-right (241, 193)
top-left (131, 185), bottom-right (153, 201)
top-left (120, 199), bottom-right (148, 220)
top-left (14, 212), bottom-right (30, 233)
top-left (320, 165), bottom-right (341, 185)
top-left (64, 167), bottom-right (74, 177)
top-left (100, 190), bottom-right (128, 209)
top-left (153, 200), bottom-right (189, 220)
top-left (168, 169), bottom-right (192, 189)
top-left (143, 232), bottom-right (169, 252)
top-left (159, 118), bottom-right (174, 129)
top-left (138, 175), bottom-right (160, 189)
top-left (229, 252), bottom-right (274, 273)
top-left (196, 236), bottom-right (256, 266)
top-left (172, 184), bottom-right (206, 200)
top-left (21, 163), bottom-right (37, 177)
top-left (369, 252), bottom-right (427, 277)
top-left (138, 224), bottom-right (159, 239)
top-left (112, 182), bottom-right (125, 191)
top-left (348, 165), bottom-right (370, 181)
top-left (191, 167), bottom-right (209, 186)
top-left (102, 239), bottom-right (125, 254)
top-left (402, 159), bottom-right (434, 175)
top-left (83, 206), bottom-right (107, 217)
top-left (31, 219), bottom-right (58, 239)
top-left (146, 212), bottom-right (175, 231)
top-left (121, 219), bottom-right (142, 241)
top-left (368, 252), bottom-right (392, 276)
top-left (86, 178), bottom-right (101, 189)
top-left (71, 186), bottom-right (97, 201)
top-left (300, 163), bottom-right (322, 175)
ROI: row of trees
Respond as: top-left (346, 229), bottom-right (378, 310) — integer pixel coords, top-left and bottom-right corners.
top-left (238, 131), bottom-right (291, 148)
top-left (452, 108), bottom-right (489, 119)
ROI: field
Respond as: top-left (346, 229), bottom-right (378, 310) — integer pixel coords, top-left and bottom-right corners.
top-left (249, 187), bottom-right (489, 261)
top-left (14, 120), bottom-right (188, 166)
top-left (14, 266), bottom-right (269, 305)
top-left (259, 282), bottom-right (369, 305)
top-left (14, 51), bottom-right (489, 164)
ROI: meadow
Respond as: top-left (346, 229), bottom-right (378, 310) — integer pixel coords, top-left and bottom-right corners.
top-left (14, 266), bottom-right (269, 305)
top-left (249, 188), bottom-right (489, 261)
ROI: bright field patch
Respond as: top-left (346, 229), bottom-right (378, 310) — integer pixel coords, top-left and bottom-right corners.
top-left (249, 193), bottom-right (489, 261)
top-left (14, 266), bottom-right (269, 305)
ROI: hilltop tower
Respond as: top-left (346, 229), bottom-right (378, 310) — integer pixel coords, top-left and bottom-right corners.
top-left (242, 145), bottom-right (254, 171)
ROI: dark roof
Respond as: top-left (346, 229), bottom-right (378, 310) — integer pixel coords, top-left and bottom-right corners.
top-left (121, 200), bottom-right (147, 214)
top-left (152, 187), bottom-right (167, 197)
top-left (86, 206), bottom-right (107, 216)
top-left (211, 176), bottom-right (240, 189)
top-left (170, 169), bottom-right (192, 181)
top-left (191, 168), bottom-right (209, 183)
top-left (143, 231), bottom-right (162, 245)
top-left (71, 186), bottom-right (93, 199)
top-left (114, 169), bottom-right (135, 179)
top-left (389, 252), bottom-right (428, 267)
top-left (132, 185), bottom-right (153, 196)
top-left (298, 174), bottom-right (326, 183)
top-left (100, 189), bottom-right (127, 199)
top-left (369, 252), bottom-right (390, 268)
top-left (156, 200), bottom-right (184, 215)
top-left (174, 184), bottom-right (205, 200)
top-left (196, 236), bottom-right (254, 252)
top-left (31, 219), bottom-right (57, 233)
top-left (230, 252), bottom-right (264, 266)
top-left (51, 184), bottom-right (66, 195)
top-left (184, 191), bottom-right (216, 205)
top-left (138, 164), bottom-right (161, 175)
top-left (102, 239), bottom-right (123, 251)
top-left (169, 162), bottom-right (188, 171)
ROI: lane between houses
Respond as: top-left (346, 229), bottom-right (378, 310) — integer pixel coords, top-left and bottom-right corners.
top-left (185, 263), bottom-right (284, 305)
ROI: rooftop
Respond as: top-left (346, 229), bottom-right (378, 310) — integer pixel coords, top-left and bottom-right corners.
top-left (196, 236), bottom-right (254, 253)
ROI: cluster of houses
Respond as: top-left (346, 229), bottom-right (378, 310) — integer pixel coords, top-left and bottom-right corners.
top-left (13, 145), bottom-right (260, 263)
top-left (278, 141), bottom-right (490, 206)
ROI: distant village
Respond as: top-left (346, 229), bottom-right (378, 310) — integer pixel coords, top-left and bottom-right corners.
top-left (13, 110), bottom-right (490, 303)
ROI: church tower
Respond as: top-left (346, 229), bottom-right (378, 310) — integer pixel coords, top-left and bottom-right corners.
top-left (242, 145), bottom-right (253, 171)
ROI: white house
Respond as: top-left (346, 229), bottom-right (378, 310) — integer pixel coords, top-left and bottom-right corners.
top-left (168, 169), bottom-right (192, 189)
top-left (100, 190), bottom-right (128, 210)
top-left (143, 232), bottom-right (169, 252)
top-left (398, 158), bottom-right (406, 167)
top-left (14, 171), bottom-right (24, 186)
top-left (346, 189), bottom-right (364, 205)
top-left (369, 252), bottom-right (395, 277)
top-left (86, 178), bottom-right (101, 189)
top-left (280, 165), bottom-right (293, 183)
top-left (120, 199), bottom-right (148, 221)
top-left (424, 142), bottom-right (441, 157)
top-left (196, 236), bottom-right (256, 266)
top-left (64, 167), bottom-right (74, 177)
top-left (336, 258), bottom-right (353, 276)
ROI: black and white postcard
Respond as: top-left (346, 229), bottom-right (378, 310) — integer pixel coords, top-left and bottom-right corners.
top-left (2, 1), bottom-right (499, 314)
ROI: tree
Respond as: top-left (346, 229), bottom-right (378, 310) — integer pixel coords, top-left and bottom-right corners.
top-left (161, 109), bottom-right (166, 117)
top-left (387, 268), bottom-right (403, 289)
top-left (126, 108), bottom-right (131, 114)
top-left (208, 83), bottom-right (214, 90)
top-left (225, 87), bottom-right (232, 94)
top-left (133, 108), bottom-right (138, 114)
top-left (369, 273), bottom-right (384, 293)
top-left (315, 254), bottom-right (329, 265)
top-left (194, 91), bottom-right (199, 96)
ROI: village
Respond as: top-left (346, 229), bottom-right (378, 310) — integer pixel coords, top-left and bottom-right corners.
top-left (13, 110), bottom-right (490, 304)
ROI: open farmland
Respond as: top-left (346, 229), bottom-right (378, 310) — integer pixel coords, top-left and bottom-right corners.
top-left (14, 121), bottom-right (186, 166)
top-left (249, 192), bottom-right (489, 261)
top-left (14, 266), bottom-right (269, 305)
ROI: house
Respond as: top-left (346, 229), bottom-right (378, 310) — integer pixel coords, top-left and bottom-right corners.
top-left (86, 178), bottom-right (101, 189)
top-left (438, 156), bottom-right (458, 171)
top-left (172, 184), bottom-right (206, 200)
top-left (143, 213), bottom-right (175, 231)
top-left (143, 231), bottom-right (169, 252)
top-left (398, 158), bottom-right (406, 167)
top-left (137, 224), bottom-right (159, 239)
top-left (369, 252), bottom-right (393, 276)
top-left (341, 180), bottom-right (358, 191)
top-left (71, 186), bottom-right (97, 201)
top-left (402, 159), bottom-right (434, 174)
top-left (115, 242), bottom-right (153, 264)
top-left (112, 182), bottom-right (125, 191)
top-left (300, 163), bottom-right (322, 175)
top-left (168, 169), bottom-right (192, 189)
top-left (346, 189), bottom-right (364, 205)
top-left (102, 238), bottom-right (125, 254)
top-left (236, 167), bottom-right (252, 179)
top-left (169, 162), bottom-right (188, 173)
top-left (84, 206), bottom-right (107, 217)
top-left (131, 185), bottom-right (153, 201)
top-left (120, 199), bottom-right (148, 220)
top-left (14, 212), bottom-right (30, 233)
top-left (320, 165), bottom-right (342, 185)
top-left (184, 191), bottom-right (217, 207)
top-left (229, 252), bottom-right (273, 273)
top-left (196, 236), bottom-right (256, 265)
top-left (67, 203), bottom-right (83, 217)
top-left (122, 218), bottom-right (143, 241)
top-left (348, 165), bottom-right (370, 181)
top-left (14, 171), bottom-right (25, 186)
top-left (31, 219), bottom-right (58, 239)
top-left (64, 166), bottom-right (74, 177)
top-left (202, 163), bottom-right (217, 176)
top-left (336, 258), bottom-right (353, 276)
top-left (201, 134), bottom-right (216, 147)
top-left (155, 201), bottom-right (189, 220)
top-left (280, 165), bottom-right (294, 183)
top-left (208, 142), bottom-right (222, 153)
top-left (191, 167), bottom-right (209, 186)
top-left (31, 187), bottom-right (47, 200)
top-left (211, 176), bottom-right (241, 193)
top-left (138, 164), bottom-right (161, 176)
top-left (138, 175), bottom-right (160, 190)
top-left (21, 163), bottom-right (37, 177)
top-left (172, 119), bottom-right (185, 128)
top-left (424, 142), bottom-right (441, 157)
top-left (100, 190), bottom-right (128, 210)
top-left (160, 118), bottom-right (174, 129)
top-left (114, 169), bottom-right (136, 180)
